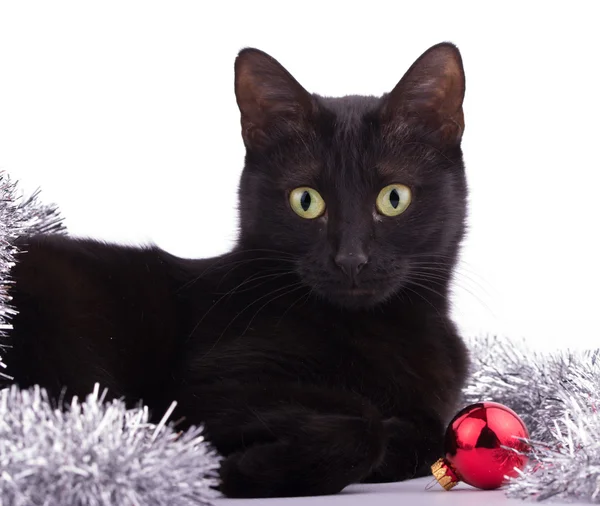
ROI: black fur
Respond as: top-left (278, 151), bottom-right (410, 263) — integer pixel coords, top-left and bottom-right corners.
top-left (6, 42), bottom-right (469, 498)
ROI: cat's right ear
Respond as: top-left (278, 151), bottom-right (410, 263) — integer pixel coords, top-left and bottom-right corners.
top-left (234, 48), bottom-right (316, 150)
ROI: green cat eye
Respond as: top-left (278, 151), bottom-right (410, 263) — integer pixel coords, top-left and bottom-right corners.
top-left (376, 184), bottom-right (412, 216)
top-left (289, 187), bottom-right (326, 219)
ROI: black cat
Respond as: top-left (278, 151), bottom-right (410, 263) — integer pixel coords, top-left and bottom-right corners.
top-left (6, 42), bottom-right (469, 498)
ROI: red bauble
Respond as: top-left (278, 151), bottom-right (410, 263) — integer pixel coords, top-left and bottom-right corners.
top-left (431, 402), bottom-right (530, 490)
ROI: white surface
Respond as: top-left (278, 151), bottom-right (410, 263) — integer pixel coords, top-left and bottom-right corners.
top-left (214, 477), bottom-right (574, 505)
top-left (0, 1), bottom-right (599, 349)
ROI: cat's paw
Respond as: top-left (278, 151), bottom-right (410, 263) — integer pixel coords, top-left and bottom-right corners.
top-left (218, 442), bottom-right (347, 498)
top-left (218, 411), bottom-right (388, 498)
top-left (362, 415), bottom-right (444, 483)
top-left (218, 450), bottom-right (261, 498)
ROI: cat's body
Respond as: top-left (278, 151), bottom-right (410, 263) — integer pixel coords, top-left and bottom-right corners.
top-left (5, 43), bottom-right (470, 497)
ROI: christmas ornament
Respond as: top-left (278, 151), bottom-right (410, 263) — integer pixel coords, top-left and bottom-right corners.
top-left (431, 401), bottom-right (529, 490)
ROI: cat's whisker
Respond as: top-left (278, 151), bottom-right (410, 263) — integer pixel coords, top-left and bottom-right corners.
top-left (408, 258), bottom-right (482, 275)
top-left (213, 271), bottom-right (294, 296)
top-left (221, 281), bottom-right (304, 336)
top-left (210, 257), bottom-right (297, 286)
top-left (407, 255), bottom-right (487, 280)
top-left (399, 285), bottom-right (442, 319)
top-left (409, 263), bottom-right (493, 299)
top-left (408, 258), bottom-right (490, 282)
top-left (411, 268), bottom-right (449, 276)
top-left (408, 272), bottom-right (496, 318)
top-left (276, 290), bottom-right (312, 326)
top-left (194, 282), bottom-right (305, 360)
top-left (240, 284), bottom-right (308, 338)
top-left (409, 270), bottom-right (479, 292)
top-left (213, 248), bottom-right (298, 259)
top-left (214, 261), bottom-right (295, 290)
top-left (186, 271), bottom-right (295, 341)
top-left (403, 277), bottom-right (448, 301)
top-left (178, 248), bottom-right (297, 290)
top-left (179, 256), bottom-right (297, 292)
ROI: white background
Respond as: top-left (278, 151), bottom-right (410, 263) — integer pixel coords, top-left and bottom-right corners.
top-left (0, 1), bottom-right (598, 349)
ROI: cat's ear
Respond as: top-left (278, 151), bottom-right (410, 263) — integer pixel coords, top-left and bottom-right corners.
top-left (381, 42), bottom-right (465, 145)
top-left (235, 48), bottom-right (316, 150)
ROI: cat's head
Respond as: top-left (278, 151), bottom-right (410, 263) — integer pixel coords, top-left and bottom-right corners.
top-left (234, 43), bottom-right (467, 309)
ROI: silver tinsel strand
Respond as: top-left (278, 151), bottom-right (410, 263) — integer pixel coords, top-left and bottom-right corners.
top-left (0, 384), bottom-right (221, 506)
top-left (464, 335), bottom-right (600, 503)
top-left (0, 171), bottom-right (65, 382)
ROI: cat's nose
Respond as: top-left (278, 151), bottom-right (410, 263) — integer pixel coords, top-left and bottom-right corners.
top-left (334, 251), bottom-right (368, 279)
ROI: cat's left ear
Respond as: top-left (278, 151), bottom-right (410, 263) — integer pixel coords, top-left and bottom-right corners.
top-left (381, 42), bottom-right (466, 145)
top-left (234, 48), bottom-right (316, 150)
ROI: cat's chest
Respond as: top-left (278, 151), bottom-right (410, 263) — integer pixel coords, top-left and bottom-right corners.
top-left (186, 285), bottom-right (454, 417)
top-left (198, 303), bottom-right (437, 414)
top-left (318, 319), bottom-right (434, 412)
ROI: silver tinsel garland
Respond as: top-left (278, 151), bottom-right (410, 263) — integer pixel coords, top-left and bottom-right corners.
top-left (0, 384), bottom-right (220, 506)
top-left (0, 172), bottom-right (220, 505)
top-left (465, 335), bottom-right (600, 503)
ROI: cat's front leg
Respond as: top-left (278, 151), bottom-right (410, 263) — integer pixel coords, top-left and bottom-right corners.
top-left (176, 383), bottom-right (389, 497)
top-left (361, 413), bottom-right (445, 483)
top-left (219, 406), bottom-right (388, 497)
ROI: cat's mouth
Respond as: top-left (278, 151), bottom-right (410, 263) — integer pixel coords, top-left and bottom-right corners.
top-left (298, 264), bottom-right (404, 309)
top-left (345, 288), bottom-right (376, 296)
top-left (325, 285), bottom-right (392, 309)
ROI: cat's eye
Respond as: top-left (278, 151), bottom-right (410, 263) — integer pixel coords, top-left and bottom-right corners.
top-left (289, 187), bottom-right (326, 219)
top-left (376, 184), bottom-right (412, 216)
